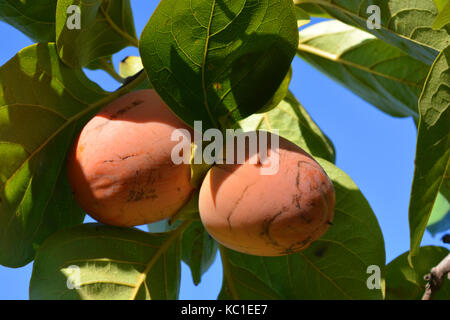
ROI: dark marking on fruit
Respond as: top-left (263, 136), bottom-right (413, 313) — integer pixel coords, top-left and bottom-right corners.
top-left (110, 101), bottom-right (143, 119)
top-left (299, 212), bottom-right (312, 224)
top-left (293, 194), bottom-right (302, 210)
top-left (119, 154), bottom-right (136, 160)
top-left (260, 211), bottom-right (284, 248)
top-left (296, 162), bottom-right (301, 186)
top-left (103, 154), bottom-right (137, 163)
top-left (227, 185), bottom-right (251, 231)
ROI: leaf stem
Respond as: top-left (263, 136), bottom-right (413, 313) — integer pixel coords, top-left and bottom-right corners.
top-left (218, 244), bottom-right (239, 299)
top-left (99, 58), bottom-right (125, 83)
top-left (129, 220), bottom-right (192, 300)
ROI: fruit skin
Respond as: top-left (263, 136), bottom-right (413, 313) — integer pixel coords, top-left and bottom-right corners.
top-left (67, 89), bottom-right (194, 227)
top-left (199, 131), bottom-right (335, 256)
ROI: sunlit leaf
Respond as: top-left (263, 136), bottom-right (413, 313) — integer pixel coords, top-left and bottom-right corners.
top-left (295, 0), bottom-right (450, 65)
top-left (30, 222), bottom-right (189, 299)
top-left (433, 1), bottom-right (450, 29)
top-left (0, 43), bottom-right (110, 267)
top-left (297, 20), bottom-right (430, 119)
top-left (119, 56), bottom-right (143, 78)
top-left (409, 46), bottom-right (450, 264)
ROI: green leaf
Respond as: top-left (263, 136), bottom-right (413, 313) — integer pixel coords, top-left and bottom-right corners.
top-left (219, 159), bottom-right (386, 300)
top-left (295, 6), bottom-right (311, 27)
top-left (427, 167), bottom-right (450, 235)
top-left (0, 43), bottom-right (111, 268)
top-left (433, 1), bottom-right (450, 29)
top-left (427, 192), bottom-right (450, 236)
top-left (295, 0), bottom-right (450, 65)
top-left (56, 0), bottom-right (137, 68)
top-left (386, 246), bottom-right (450, 299)
top-left (433, 0), bottom-right (449, 12)
top-left (293, 3), bottom-right (333, 19)
top-left (0, 0), bottom-right (57, 42)
top-left (257, 67), bottom-right (293, 114)
top-left (182, 221), bottom-right (218, 286)
top-left (409, 46), bottom-right (450, 265)
top-left (236, 91), bottom-right (336, 163)
top-left (30, 222), bottom-right (189, 299)
top-left (147, 219), bottom-right (181, 234)
top-left (139, 0), bottom-right (299, 130)
top-left (297, 20), bottom-right (430, 119)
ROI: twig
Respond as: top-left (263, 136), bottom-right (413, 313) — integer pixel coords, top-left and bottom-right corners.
top-left (422, 253), bottom-right (450, 300)
top-left (442, 234), bottom-right (450, 244)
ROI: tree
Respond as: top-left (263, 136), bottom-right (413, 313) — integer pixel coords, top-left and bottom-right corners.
top-left (0, 0), bottom-right (449, 300)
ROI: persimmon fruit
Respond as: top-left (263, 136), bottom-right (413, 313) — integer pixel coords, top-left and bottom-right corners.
top-left (67, 89), bottom-right (194, 227)
top-left (198, 131), bottom-right (335, 256)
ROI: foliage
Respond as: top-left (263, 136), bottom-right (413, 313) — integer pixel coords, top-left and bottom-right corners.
top-left (0, 0), bottom-right (449, 300)
top-left (386, 246), bottom-right (450, 299)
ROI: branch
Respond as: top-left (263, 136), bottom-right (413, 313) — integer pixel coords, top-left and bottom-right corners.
top-left (442, 234), bottom-right (450, 244)
top-left (422, 253), bottom-right (450, 300)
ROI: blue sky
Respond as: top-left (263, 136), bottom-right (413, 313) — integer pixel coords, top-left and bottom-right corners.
top-left (0, 2), bottom-right (447, 300)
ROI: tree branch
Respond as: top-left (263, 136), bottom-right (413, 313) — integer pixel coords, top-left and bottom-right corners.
top-left (422, 253), bottom-right (450, 300)
top-left (442, 234), bottom-right (450, 244)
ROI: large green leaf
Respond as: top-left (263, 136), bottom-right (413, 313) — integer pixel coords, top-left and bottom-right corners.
top-left (56, 0), bottom-right (137, 68)
top-left (433, 0), bottom-right (450, 29)
top-left (30, 222), bottom-right (189, 299)
top-left (386, 246), bottom-right (450, 300)
top-left (295, 0), bottom-right (450, 65)
top-left (0, 43), bottom-right (113, 268)
top-left (297, 20), bottom-right (430, 119)
top-left (139, 0), bottom-right (299, 130)
top-left (182, 221), bottom-right (218, 286)
top-left (0, 0), bottom-right (57, 42)
top-left (236, 90), bottom-right (335, 163)
top-left (409, 46), bottom-right (450, 264)
top-left (219, 159), bottom-right (386, 300)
